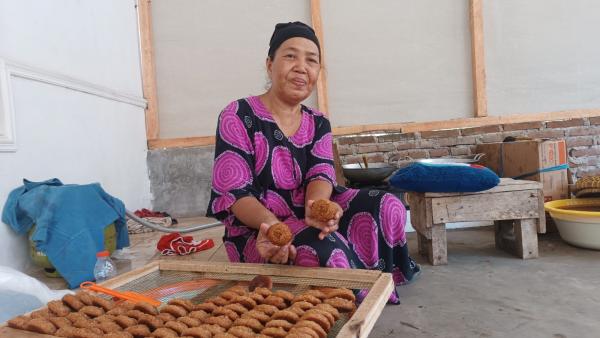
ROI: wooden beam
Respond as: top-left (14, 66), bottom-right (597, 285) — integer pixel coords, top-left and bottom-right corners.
top-left (159, 261), bottom-right (383, 283)
top-left (310, 0), bottom-right (330, 116)
top-left (148, 135), bottom-right (216, 150)
top-left (137, 0), bottom-right (160, 140)
top-left (101, 261), bottom-right (160, 289)
top-left (470, 0), bottom-right (488, 117)
top-left (333, 108), bottom-right (600, 135)
top-left (337, 273), bottom-right (394, 338)
top-left (146, 108), bottom-right (600, 149)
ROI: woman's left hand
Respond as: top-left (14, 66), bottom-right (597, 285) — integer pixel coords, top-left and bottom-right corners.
top-left (305, 200), bottom-right (343, 240)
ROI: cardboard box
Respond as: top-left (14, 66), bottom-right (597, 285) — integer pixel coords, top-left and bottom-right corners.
top-left (476, 139), bottom-right (568, 203)
top-left (477, 139), bottom-right (569, 233)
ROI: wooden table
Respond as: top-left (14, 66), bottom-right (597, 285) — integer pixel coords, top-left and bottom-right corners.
top-left (407, 178), bottom-right (545, 265)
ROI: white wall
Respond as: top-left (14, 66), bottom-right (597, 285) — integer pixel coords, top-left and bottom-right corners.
top-left (323, 0), bottom-right (473, 128)
top-left (152, 0), bottom-right (316, 138)
top-left (0, 0), bottom-right (151, 271)
top-left (150, 0), bottom-right (472, 138)
top-left (150, 1), bottom-right (600, 139)
top-left (485, 0), bottom-right (600, 115)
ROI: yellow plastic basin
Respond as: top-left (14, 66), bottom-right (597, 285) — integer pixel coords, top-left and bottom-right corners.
top-left (545, 198), bottom-right (600, 250)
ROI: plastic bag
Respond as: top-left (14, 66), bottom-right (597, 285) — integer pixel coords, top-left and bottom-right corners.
top-left (0, 266), bottom-right (73, 322)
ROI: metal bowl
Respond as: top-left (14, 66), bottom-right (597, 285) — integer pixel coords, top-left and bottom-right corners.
top-left (397, 153), bottom-right (485, 166)
top-left (342, 163), bottom-right (397, 185)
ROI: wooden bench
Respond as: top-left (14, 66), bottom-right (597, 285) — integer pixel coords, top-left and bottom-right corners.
top-left (407, 178), bottom-right (545, 265)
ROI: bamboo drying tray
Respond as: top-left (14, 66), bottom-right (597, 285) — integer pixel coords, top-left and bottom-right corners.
top-left (0, 260), bottom-right (394, 338)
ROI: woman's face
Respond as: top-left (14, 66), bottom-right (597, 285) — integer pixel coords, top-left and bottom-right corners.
top-left (267, 37), bottom-right (321, 104)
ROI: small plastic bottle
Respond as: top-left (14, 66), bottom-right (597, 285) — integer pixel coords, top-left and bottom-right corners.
top-left (93, 250), bottom-right (117, 283)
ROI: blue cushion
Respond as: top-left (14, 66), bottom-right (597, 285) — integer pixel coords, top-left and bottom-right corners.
top-left (389, 162), bottom-right (500, 193)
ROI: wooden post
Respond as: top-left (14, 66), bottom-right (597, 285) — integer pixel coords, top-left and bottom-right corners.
top-left (429, 224), bottom-right (448, 265)
top-left (332, 142), bottom-right (347, 186)
top-left (494, 220), bottom-right (515, 252)
top-left (537, 191), bottom-right (547, 233)
top-left (495, 219), bottom-right (539, 259)
top-left (469, 0), bottom-right (487, 117)
top-left (417, 232), bottom-right (429, 257)
top-left (310, 0), bottom-right (330, 116)
top-left (514, 219), bottom-right (539, 259)
top-left (137, 0), bottom-right (160, 141)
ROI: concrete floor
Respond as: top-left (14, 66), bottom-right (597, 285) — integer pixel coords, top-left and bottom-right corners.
top-left (27, 223), bottom-right (600, 338)
top-left (372, 228), bottom-right (600, 338)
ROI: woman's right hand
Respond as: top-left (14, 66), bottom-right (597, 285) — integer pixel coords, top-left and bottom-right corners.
top-left (256, 223), bottom-right (296, 264)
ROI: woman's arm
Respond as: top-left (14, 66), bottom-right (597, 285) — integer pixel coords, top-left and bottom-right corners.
top-left (303, 114), bottom-right (343, 240)
top-left (206, 101), bottom-right (294, 264)
top-left (231, 196), bottom-right (279, 230)
top-left (305, 179), bottom-right (333, 202)
top-left (231, 196), bottom-right (296, 264)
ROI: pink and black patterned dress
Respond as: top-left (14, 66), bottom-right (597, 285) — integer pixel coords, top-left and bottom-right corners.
top-left (207, 96), bottom-right (420, 303)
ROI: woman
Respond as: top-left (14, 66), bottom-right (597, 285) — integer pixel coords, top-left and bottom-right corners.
top-left (207, 21), bottom-right (420, 303)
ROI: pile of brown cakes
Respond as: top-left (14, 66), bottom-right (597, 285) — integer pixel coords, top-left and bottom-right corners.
top-left (6, 283), bottom-right (356, 337)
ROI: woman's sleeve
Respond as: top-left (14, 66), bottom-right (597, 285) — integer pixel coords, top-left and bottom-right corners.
top-left (206, 100), bottom-right (260, 221)
top-left (304, 114), bottom-right (337, 187)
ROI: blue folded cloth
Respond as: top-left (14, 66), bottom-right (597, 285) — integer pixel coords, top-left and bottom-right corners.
top-left (389, 162), bottom-right (500, 193)
top-left (2, 178), bottom-right (129, 288)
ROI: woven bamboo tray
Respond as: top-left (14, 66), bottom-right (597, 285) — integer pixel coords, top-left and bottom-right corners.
top-left (1, 260), bottom-right (394, 338)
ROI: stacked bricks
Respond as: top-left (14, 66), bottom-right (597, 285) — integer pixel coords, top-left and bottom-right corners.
top-left (335, 117), bottom-right (600, 182)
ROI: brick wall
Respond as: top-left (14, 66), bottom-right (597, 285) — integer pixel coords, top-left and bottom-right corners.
top-left (335, 117), bottom-right (600, 182)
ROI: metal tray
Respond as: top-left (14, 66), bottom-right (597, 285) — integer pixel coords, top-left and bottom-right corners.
top-left (400, 153), bottom-right (485, 165)
top-left (0, 261), bottom-right (394, 338)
